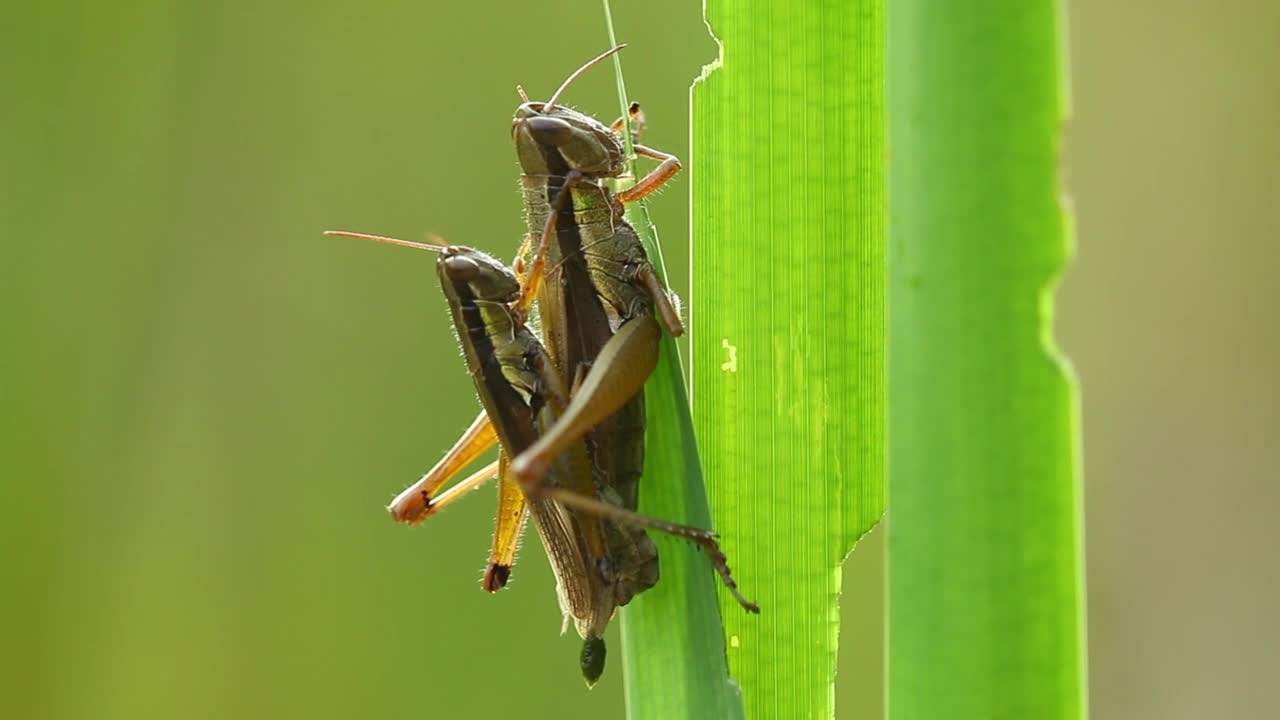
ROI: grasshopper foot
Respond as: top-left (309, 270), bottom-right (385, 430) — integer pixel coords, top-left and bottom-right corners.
top-left (482, 563), bottom-right (511, 593)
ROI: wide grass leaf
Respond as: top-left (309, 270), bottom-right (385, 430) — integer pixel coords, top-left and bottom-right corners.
top-left (691, 2), bottom-right (887, 718)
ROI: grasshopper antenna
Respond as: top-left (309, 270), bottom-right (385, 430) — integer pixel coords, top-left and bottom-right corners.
top-left (516, 84), bottom-right (529, 102)
top-left (324, 230), bottom-right (447, 253)
top-left (543, 44), bottom-right (626, 112)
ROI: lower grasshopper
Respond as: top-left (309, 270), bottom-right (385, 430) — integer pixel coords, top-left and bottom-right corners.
top-left (326, 229), bottom-right (745, 683)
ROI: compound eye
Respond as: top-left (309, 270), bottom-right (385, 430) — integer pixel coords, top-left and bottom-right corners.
top-left (443, 255), bottom-right (480, 281)
top-left (525, 116), bottom-right (575, 146)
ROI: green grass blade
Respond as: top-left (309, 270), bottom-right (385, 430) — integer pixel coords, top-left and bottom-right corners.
top-left (619, 331), bottom-right (747, 720)
top-left (691, 2), bottom-right (887, 718)
top-left (604, 5), bottom-right (747, 719)
top-left (887, 2), bottom-right (1086, 718)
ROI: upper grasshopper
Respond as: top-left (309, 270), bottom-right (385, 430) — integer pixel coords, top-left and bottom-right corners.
top-left (507, 47), bottom-right (684, 506)
top-left (506, 47), bottom-right (757, 612)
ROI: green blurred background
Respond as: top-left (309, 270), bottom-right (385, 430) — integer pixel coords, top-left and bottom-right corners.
top-left (1, 1), bottom-right (1274, 718)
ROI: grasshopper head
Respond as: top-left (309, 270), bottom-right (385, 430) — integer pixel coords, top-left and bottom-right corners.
top-left (512, 102), bottom-right (626, 178)
top-left (511, 45), bottom-right (629, 178)
top-left (436, 247), bottom-right (521, 304)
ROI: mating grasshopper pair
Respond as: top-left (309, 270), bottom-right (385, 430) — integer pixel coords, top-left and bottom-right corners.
top-left (330, 46), bottom-right (756, 685)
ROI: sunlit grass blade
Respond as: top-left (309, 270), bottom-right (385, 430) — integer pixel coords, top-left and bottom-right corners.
top-left (603, 4), bottom-right (747, 719)
top-left (887, 2), bottom-right (1086, 718)
top-left (691, 2), bottom-right (887, 718)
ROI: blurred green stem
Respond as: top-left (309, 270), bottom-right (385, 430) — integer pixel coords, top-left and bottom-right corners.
top-left (888, 1), bottom-right (1087, 717)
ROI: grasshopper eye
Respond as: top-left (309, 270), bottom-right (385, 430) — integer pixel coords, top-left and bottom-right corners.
top-left (443, 255), bottom-right (481, 281)
top-left (525, 116), bottom-right (575, 147)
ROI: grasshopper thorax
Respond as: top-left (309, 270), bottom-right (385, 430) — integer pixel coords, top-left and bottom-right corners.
top-left (512, 102), bottom-right (626, 178)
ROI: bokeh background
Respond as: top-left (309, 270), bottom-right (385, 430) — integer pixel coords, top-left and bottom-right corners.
top-left (1, 1), bottom-right (1274, 718)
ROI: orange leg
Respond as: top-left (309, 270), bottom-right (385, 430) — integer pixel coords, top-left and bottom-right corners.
top-left (515, 170), bottom-right (586, 316)
top-left (397, 459), bottom-right (500, 522)
top-left (616, 143), bottom-right (682, 204)
top-left (482, 453), bottom-right (529, 592)
top-left (387, 411), bottom-right (497, 523)
top-left (609, 101), bottom-right (646, 138)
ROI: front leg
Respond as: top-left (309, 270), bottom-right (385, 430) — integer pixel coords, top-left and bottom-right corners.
top-left (514, 170), bottom-right (586, 316)
top-left (616, 143), bottom-right (682, 204)
top-left (609, 102), bottom-right (646, 144)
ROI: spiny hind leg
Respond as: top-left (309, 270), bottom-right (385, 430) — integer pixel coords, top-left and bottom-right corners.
top-left (509, 314), bottom-right (757, 612)
top-left (530, 474), bottom-right (758, 613)
top-left (510, 314), bottom-right (661, 493)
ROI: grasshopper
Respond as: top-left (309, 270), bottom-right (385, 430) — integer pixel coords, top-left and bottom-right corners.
top-left (506, 47), bottom-right (758, 613)
top-left (326, 228), bottom-right (744, 683)
top-left (504, 46), bottom-right (684, 498)
top-left (327, 44), bottom-right (755, 683)
top-left (369, 46), bottom-right (754, 612)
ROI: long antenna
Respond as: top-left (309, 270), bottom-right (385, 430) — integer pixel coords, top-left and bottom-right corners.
top-left (544, 44), bottom-right (627, 112)
top-left (324, 230), bottom-right (446, 253)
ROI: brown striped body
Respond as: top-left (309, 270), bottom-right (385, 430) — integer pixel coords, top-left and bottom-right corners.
top-left (435, 248), bottom-right (619, 640)
top-left (513, 104), bottom-right (664, 612)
